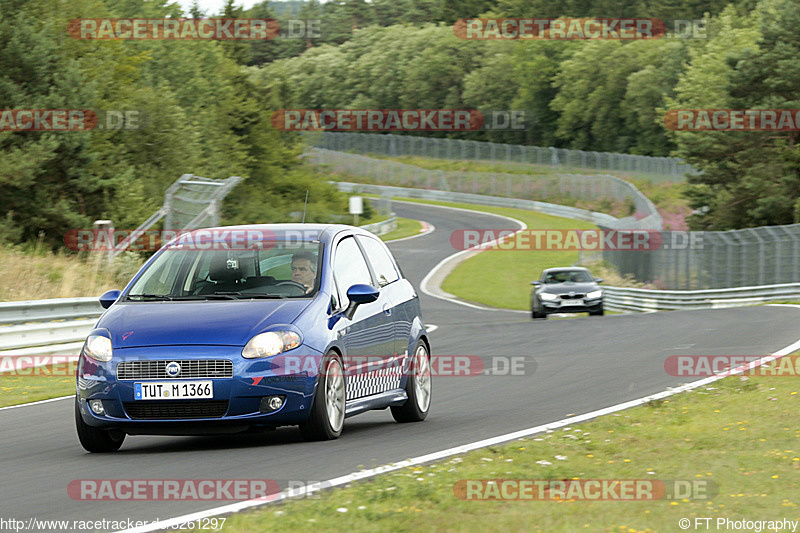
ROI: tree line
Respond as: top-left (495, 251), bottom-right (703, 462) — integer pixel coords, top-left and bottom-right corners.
top-left (2, 0), bottom-right (798, 241)
top-left (0, 0), bottom-right (349, 247)
top-left (253, 0), bottom-right (800, 230)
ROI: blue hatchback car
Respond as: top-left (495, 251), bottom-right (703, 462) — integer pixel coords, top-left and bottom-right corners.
top-left (75, 224), bottom-right (431, 452)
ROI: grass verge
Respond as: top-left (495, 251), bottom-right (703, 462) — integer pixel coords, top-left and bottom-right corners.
top-left (0, 373), bottom-right (75, 408)
top-left (222, 373), bottom-right (800, 532)
top-left (0, 244), bottom-right (144, 301)
top-left (380, 218), bottom-right (424, 242)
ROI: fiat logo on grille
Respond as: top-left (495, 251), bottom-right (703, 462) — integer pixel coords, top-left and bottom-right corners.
top-left (165, 361), bottom-right (182, 378)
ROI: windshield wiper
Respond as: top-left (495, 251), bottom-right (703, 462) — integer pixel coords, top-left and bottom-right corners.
top-left (211, 292), bottom-right (287, 299)
top-left (126, 294), bottom-right (173, 301)
top-left (170, 292), bottom-right (287, 301)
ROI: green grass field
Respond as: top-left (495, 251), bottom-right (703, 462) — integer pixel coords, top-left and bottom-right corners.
top-left (221, 373), bottom-right (800, 532)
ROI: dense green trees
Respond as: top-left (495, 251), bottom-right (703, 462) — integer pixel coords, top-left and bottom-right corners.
top-left (253, 0), bottom-right (800, 230)
top-left (0, 0), bottom-right (348, 246)
top-left (4, 0), bottom-right (799, 236)
top-left (667, 1), bottom-right (800, 229)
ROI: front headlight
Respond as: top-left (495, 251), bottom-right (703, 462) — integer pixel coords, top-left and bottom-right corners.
top-left (242, 331), bottom-right (302, 359)
top-left (84, 334), bottom-right (113, 362)
top-left (539, 292), bottom-right (558, 301)
top-left (587, 290), bottom-right (603, 299)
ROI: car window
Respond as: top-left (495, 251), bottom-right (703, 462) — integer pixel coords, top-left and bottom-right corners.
top-left (127, 243), bottom-right (322, 299)
top-left (333, 236), bottom-right (374, 307)
top-left (137, 249), bottom-right (185, 294)
top-left (357, 235), bottom-right (399, 287)
top-left (544, 271), bottom-right (592, 283)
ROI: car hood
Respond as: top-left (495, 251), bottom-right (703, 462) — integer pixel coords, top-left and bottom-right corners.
top-left (539, 282), bottom-right (599, 295)
top-left (96, 299), bottom-right (313, 348)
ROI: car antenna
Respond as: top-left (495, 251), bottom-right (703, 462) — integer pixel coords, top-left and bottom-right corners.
top-left (301, 189), bottom-right (309, 223)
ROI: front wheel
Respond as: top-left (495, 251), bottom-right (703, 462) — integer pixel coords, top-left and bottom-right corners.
top-left (392, 341), bottom-right (432, 423)
top-left (75, 399), bottom-right (125, 453)
top-left (589, 305), bottom-right (604, 316)
top-left (300, 352), bottom-right (346, 441)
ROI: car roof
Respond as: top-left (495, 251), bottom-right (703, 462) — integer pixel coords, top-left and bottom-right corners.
top-left (543, 267), bottom-right (590, 273)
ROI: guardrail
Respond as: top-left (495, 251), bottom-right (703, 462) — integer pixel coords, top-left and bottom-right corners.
top-left (0, 297), bottom-right (103, 326)
top-left (360, 215), bottom-right (397, 236)
top-left (0, 298), bottom-right (104, 356)
top-left (336, 182), bottom-right (620, 227)
top-left (603, 284), bottom-right (800, 313)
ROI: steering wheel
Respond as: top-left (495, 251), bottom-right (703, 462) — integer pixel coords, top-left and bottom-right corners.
top-left (275, 280), bottom-right (308, 295)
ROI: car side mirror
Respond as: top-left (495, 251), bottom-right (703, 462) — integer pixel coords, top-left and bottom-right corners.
top-left (594, 278), bottom-right (604, 284)
top-left (344, 284), bottom-right (380, 319)
top-left (530, 281), bottom-right (541, 286)
top-left (99, 289), bottom-right (121, 309)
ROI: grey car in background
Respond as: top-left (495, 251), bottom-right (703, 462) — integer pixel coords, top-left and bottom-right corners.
top-left (530, 267), bottom-right (604, 319)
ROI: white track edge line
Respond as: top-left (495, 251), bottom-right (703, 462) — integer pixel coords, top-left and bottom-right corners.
top-left (0, 395), bottom-right (73, 411)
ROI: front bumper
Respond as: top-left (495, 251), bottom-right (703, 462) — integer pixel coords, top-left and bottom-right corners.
top-left (540, 297), bottom-right (603, 314)
top-left (76, 344), bottom-right (324, 434)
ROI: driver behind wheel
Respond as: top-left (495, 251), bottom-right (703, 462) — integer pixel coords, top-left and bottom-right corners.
top-left (291, 251), bottom-right (317, 293)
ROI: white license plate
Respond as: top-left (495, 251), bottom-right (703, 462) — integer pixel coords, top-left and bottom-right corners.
top-left (134, 381), bottom-right (213, 400)
top-left (560, 299), bottom-right (584, 306)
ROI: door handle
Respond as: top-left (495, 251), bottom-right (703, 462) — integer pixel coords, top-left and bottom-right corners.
top-left (382, 303), bottom-right (392, 316)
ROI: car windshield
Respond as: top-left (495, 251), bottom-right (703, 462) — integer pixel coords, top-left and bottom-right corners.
top-left (543, 271), bottom-right (592, 284)
top-left (126, 242), bottom-right (323, 300)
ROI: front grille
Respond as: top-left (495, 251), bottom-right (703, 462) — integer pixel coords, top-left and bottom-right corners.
top-left (123, 400), bottom-right (229, 419)
top-left (117, 360), bottom-right (233, 380)
top-left (559, 293), bottom-right (586, 300)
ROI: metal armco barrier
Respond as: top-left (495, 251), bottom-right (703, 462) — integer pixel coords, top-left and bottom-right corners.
top-left (0, 298), bottom-right (103, 326)
top-left (0, 299), bottom-right (104, 356)
top-left (603, 284), bottom-right (800, 313)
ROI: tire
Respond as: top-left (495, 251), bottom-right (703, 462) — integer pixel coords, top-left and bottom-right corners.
top-left (299, 352), bottom-right (346, 441)
top-left (75, 399), bottom-right (125, 453)
top-left (532, 308), bottom-right (546, 320)
top-left (392, 340), bottom-right (432, 423)
top-left (589, 305), bottom-right (604, 316)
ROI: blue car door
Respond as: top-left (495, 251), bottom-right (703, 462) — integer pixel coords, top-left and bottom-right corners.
top-left (332, 236), bottom-right (397, 400)
top-left (355, 235), bottom-right (412, 358)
